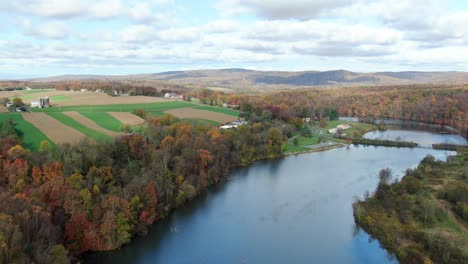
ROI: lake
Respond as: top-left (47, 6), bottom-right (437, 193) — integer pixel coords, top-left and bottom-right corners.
top-left (89, 136), bottom-right (457, 263)
top-left (364, 129), bottom-right (467, 146)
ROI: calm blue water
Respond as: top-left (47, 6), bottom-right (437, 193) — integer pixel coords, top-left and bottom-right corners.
top-left (364, 129), bottom-right (467, 145)
top-left (90, 144), bottom-right (455, 264)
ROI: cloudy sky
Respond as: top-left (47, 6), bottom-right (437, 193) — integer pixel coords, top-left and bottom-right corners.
top-left (1, 0), bottom-right (467, 78)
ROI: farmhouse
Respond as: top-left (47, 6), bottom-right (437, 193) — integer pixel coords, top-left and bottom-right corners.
top-left (164, 92), bottom-right (183, 99)
top-left (337, 124), bottom-right (351, 130)
top-left (328, 124), bottom-right (351, 134)
top-left (220, 120), bottom-right (248, 129)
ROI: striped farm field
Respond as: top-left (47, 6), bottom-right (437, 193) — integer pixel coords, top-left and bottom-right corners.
top-left (107, 112), bottom-right (145, 126)
top-left (22, 112), bottom-right (87, 145)
top-left (34, 101), bottom-right (193, 113)
top-left (80, 112), bottom-right (123, 132)
top-left (0, 113), bottom-right (55, 151)
top-left (46, 112), bottom-right (112, 142)
top-left (165, 107), bottom-right (238, 124)
top-left (63, 112), bottom-right (121, 137)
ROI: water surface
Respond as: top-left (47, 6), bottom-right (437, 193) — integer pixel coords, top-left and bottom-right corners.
top-left (91, 143), bottom-right (455, 264)
top-left (364, 129), bottom-right (467, 146)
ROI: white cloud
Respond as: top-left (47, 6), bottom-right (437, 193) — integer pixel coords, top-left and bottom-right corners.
top-left (218, 0), bottom-right (353, 20)
top-left (20, 19), bottom-right (69, 39)
top-left (0, 0), bottom-right (467, 74)
top-left (0, 0), bottom-right (173, 23)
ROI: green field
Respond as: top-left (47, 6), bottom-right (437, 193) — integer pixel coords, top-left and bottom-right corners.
top-left (0, 113), bottom-right (55, 151)
top-left (312, 120), bottom-right (376, 138)
top-left (192, 105), bottom-right (240, 117)
top-left (33, 101), bottom-right (194, 113)
top-left (46, 113), bottom-right (112, 142)
top-left (24, 89), bottom-right (55, 94)
top-left (49, 95), bottom-right (71, 102)
top-left (10, 93), bottom-right (66, 101)
top-left (284, 134), bottom-right (321, 153)
top-left (80, 112), bottom-right (123, 132)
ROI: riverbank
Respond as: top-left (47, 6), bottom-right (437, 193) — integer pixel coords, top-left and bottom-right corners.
top-left (353, 151), bottom-right (468, 264)
top-left (283, 141), bottom-right (347, 156)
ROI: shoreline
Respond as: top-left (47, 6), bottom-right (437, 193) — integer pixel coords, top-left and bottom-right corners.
top-left (283, 142), bottom-right (347, 156)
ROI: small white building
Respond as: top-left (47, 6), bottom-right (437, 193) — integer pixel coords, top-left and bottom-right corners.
top-left (337, 124), bottom-right (351, 130)
top-left (164, 92), bottom-right (183, 99)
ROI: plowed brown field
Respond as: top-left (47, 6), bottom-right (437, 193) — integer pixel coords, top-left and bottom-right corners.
top-left (107, 112), bottom-right (145, 126)
top-left (165, 108), bottom-right (237, 123)
top-left (21, 112), bottom-right (87, 145)
top-left (63, 112), bottom-right (121, 137)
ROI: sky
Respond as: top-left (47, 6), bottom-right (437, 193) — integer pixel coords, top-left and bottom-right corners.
top-left (0, 0), bottom-right (467, 78)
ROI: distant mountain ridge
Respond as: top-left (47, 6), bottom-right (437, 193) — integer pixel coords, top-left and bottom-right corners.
top-left (27, 69), bottom-right (468, 89)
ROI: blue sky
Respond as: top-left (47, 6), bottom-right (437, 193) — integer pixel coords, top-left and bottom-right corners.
top-left (0, 0), bottom-right (467, 78)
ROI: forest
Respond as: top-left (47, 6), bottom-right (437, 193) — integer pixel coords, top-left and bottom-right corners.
top-left (353, 152), bottom-right (468, 264)
top-left (191, 84), bottom-right (467, 137)
top-left (0, 112), bottom-right (292, 263)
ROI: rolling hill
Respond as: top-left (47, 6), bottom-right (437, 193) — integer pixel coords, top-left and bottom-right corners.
top-left (26, 69), bottom-right (468, 90)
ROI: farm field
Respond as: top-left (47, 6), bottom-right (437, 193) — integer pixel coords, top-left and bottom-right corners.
top-left (165, 107), bottom-right (238, 123)
top-left (107, 112), bottom-right (145, 126)
top-left (8, 90), bottom-right (169, 107)
top-left (1, 93), bottom-right (241, 151)
top-left (0, 113), bottom-right (55, 151)
top-left (21, 112), bottom-right (86, 145)
top-left (0, 90), bottom-right (26, 99)
top-left (24, 89), bottom-right (54, 94)
top-left (34, 100), bottom-right (193, 113)
top-left (46, 112), bottom-right (112, 142)
top-left (192, 105), bottom-right (240, 116)
top-left (63, 112), bottom-right (121, 137)
top-left (80, 112), bottom-right (123, 131)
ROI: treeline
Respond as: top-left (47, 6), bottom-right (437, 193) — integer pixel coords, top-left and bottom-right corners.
top-left (353, 153), bottom-right (468, 264)
top-left (0, 114), bottom-right (292, 263)
top-left (0, 80), bottom-right (189, 96)
top-left (350, 138), bottom-right (417, 148)
top-left (432, 144), bottom-right (468, 151)
top-left (193, 84), bottom-right (467, 137)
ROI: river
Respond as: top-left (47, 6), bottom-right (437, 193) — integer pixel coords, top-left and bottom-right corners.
top-left (363, 129), bottom-right (467, 146)
top-left (89, 133), bottom-right (457, 264)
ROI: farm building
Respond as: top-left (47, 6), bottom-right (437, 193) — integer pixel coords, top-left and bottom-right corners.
top-left (337, 124), bottom-right (351, 130)
top-left (164, 92), bottom-right (183, 99)
top-left (31, 97), bottom-right (50, 108)
top-left (220, 120), bottom-right (248, 129)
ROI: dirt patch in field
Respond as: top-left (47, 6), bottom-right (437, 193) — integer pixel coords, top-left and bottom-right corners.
top-left (165, 108), bottom-right (237, 124)
top-left (107, 112), bottom-right (145, 126)
top-left (18, 90), bottom-right (169, 106)
top-left (63, 112), bottom-right (121, 137)
top-left (0, 105), bottom-right (8, 113)
top-left (21, 112), bottom-right (88, 145)
top-left (0, 90), bottom-right (26, 98)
